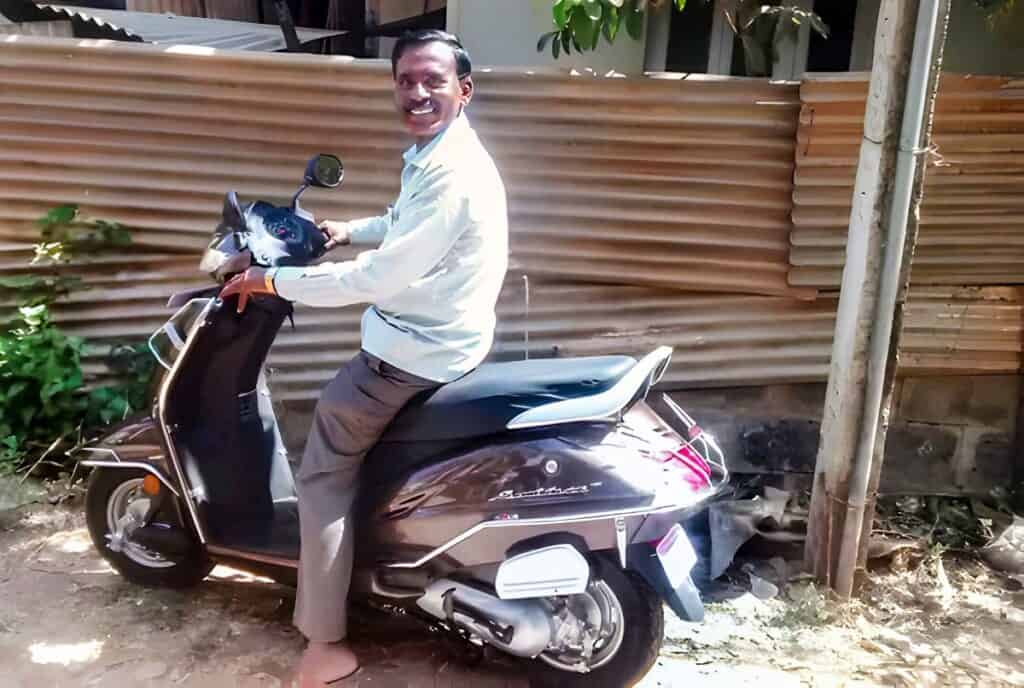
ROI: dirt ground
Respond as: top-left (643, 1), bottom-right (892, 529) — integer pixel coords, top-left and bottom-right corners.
top-left (1, 489), bottom-right (1023, 688)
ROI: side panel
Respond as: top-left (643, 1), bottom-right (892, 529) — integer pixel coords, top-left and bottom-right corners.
top-left (360, 426), bottom-right (667, 568)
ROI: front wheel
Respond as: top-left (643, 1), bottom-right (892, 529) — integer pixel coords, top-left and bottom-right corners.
top-left (527, 556), bottom-right (664, 688)
top-left (85, 468), bottom-right (213, 588)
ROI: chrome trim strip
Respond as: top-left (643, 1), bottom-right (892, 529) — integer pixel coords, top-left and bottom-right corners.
top-left (506, 347), bottom-right (674, 430)
top-left (163, 321), bottom-right (185, 350)
top-left (76, 446), bottom-right (119, 460)
top-left (79, 459), bottom-right (181, 498)
top-left (207, 544), bottom-right (298, 569)
top-left (148, 331), bottom-right (173, 371)
top-left (384, 500), bottom-right (689, 570)
top-left (615, 517), bottom-right (628, 568)
top-left (156, 298), bottom-right (217, 544)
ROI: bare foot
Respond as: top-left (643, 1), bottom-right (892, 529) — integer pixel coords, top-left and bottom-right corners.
top-left (295, 641), bottom-right (359, 686)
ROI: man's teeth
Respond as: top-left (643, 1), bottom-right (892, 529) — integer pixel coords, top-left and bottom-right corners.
top-left (410, 106), bottom-right (434, 115)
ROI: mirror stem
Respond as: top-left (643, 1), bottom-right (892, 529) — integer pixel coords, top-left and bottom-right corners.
top-left (291, 184), bottom-right (309, 210)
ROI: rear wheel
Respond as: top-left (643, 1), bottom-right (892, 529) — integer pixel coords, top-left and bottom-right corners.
top-left (86, 468), bottom-right (212, 588)
top-left (527, 556), bottom-right (663, 688)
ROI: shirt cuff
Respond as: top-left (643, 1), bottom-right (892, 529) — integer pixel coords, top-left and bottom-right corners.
top-left (269, 266), bottom-right (307, 302)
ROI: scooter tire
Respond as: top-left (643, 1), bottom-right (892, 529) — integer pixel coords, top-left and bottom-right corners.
top-left (526, 555), bottom-right (664, 688)
top-left (86, 468), bottom-right (213, 588)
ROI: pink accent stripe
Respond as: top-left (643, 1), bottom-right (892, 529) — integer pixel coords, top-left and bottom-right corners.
top-left (671, 449), bottom-right (711, 484)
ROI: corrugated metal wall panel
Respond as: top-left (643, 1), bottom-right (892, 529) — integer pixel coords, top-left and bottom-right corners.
top-left (59, 270), bottom-right (1022, 400)
top-left (790, 73), bottom-right (1024, 289)
top-left (0, 21), bottom-right (74, 38)
top-left (899, 286), bottom-right (1024, 377)
top-left (0, 36), bottom-right (805, 297)
top-left (3, 39), bottom-right (1018, 401)
top-left (60, 277), bottom-right (838, 399)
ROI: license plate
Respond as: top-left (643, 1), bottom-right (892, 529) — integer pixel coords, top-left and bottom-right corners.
top-left (656, 524), bottom-right (698, 590)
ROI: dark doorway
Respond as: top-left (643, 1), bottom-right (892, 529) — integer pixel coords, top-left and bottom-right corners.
top-left (807, 0), bottom-right (859, 72)
top-left (665, 0), bottom-right (716, 72)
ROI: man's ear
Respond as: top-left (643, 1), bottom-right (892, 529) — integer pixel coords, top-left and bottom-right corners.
top-left (459, 76), bottom-right (474, 106)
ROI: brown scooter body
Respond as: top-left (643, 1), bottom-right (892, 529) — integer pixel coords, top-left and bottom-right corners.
top-left (78, 157), bottom-right (729, 685)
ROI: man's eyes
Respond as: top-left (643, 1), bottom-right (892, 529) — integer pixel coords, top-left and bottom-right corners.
top-left (399, 79), bottom-right (447, 89)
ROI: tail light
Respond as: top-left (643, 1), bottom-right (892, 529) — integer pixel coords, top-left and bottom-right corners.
top-left (660, 442), bottom-right (712, 491)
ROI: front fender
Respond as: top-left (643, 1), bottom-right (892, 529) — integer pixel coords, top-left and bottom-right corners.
top-left (75, 414), bottom-right (180, 497)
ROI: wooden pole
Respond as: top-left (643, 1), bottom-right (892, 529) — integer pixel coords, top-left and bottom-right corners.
top-left (804, 0), bottom-right (950, 596)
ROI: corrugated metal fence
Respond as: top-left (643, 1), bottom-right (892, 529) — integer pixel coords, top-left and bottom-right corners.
top-left (787, 72), bottom-right (1024, 379)
top-left (0, 35), bottom-right (813, 399)
top-left (791, 73), bottom-right (1024, 290)
top-left (1, 37), bottom-right (1021, 400)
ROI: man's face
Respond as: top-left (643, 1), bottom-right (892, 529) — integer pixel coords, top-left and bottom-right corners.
top-left (394, 42), bottom-right (472, 143)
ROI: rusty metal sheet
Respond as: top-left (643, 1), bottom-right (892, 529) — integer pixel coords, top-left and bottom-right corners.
top-left (0, 35), bottom-right (804, 298)
top-left (58, 274), bottom-right (837, 398)
top-left (790, 73), bottom-right (1024, 290)
top-left (899, 286), bottom-right (1024, 377)
top-left (6, 38), bottom-right (1016, 400)
top-left (60, 269), bottom-right (1022, 401)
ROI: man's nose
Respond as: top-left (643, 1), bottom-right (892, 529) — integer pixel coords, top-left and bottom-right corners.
top-left (409, 82), bottom-right (429, 100)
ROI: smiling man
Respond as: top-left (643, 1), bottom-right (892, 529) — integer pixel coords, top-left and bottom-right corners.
top-left (219, 29), bottom-right (508, 687)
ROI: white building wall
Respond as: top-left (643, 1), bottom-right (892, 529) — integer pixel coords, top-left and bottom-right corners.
top-left (446, 0), bottom-right (649, 74)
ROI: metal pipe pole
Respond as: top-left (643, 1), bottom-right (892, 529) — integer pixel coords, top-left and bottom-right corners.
top-left (805, 0), bottom-right (920, 589)
top-left (833, 0), bottom-right (948, 598)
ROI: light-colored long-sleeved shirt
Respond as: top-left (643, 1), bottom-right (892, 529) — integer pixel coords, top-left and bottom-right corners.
top-left (273, 113), bottom-right (509, 382)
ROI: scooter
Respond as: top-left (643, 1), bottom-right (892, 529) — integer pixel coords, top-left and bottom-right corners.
top-left (76, 155), bottom-right (729, 687)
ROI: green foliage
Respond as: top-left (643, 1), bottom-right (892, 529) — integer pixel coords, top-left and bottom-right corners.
top-left (0, 305), bottom-right (87, 471)
top-left (0, 205), bottom-right (153, 475)
top-left (723, 1), bottom-right (829, 76)
top-left (539, 0), bottom-right (829, 77)
top-left (35, 204), bottom-right (132, 262)
top-left (538, 0), bottom-right (679, 58)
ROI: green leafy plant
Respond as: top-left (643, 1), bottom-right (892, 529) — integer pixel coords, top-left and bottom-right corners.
top-left (538, 0), bottom-right (671, 58)
top-left (0, 205), bottom-right (153, 475)
top-left (0, 304), bottom-right (87, 471)
top-left (724, 1), bottom-right (829, 76)
top-left (538, 0), bottom-right (829, 77)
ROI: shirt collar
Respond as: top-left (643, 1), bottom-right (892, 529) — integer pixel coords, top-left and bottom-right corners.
top-left (402, 112), bottom-right (472, 171)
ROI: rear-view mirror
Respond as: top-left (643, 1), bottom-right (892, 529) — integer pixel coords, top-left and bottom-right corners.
top-left (305, 154), bottom-right (344, 188)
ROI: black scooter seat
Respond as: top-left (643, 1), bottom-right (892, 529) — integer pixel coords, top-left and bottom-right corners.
top-left (378, 355), bottom-right (636, 443)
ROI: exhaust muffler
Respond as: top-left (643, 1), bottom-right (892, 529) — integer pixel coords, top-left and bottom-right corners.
top-left (417, 579), bottom-right (553, 658)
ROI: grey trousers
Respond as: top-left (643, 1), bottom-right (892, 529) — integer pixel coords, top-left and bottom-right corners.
top-left (293, 351), bottom-right (440, 642)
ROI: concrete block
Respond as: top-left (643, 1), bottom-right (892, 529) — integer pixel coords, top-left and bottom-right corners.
top-left (880, 421), bottom-right (960, 495)
top-left (955, 427), bottom-right (1013, 494)
top-left (898, 375), bottom-right (1019, 431)
top-left (737, 419), bottom-right (820, 473)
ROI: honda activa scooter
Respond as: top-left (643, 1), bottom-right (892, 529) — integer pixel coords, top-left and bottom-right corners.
top-left (76, 155), bottom-right (729, 687)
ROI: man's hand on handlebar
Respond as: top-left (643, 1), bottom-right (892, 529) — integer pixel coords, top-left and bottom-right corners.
top-left (219, 267), bottom-right (274, 313)
top-left (319, 220), bottom-right (351, 251)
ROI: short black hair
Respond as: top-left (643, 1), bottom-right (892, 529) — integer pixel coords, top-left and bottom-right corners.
top-left (391, 29), bottom-right (472, 80)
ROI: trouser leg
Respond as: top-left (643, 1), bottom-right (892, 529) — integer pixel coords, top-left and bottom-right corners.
top-left (292, 351), bottom-right (439, 642)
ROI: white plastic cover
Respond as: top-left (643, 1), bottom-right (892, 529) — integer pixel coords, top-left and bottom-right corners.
top-left (495, 544), bottom-right (590, 600)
